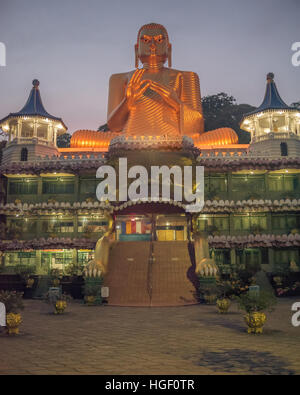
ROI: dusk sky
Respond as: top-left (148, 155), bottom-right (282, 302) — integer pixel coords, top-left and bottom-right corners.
top-left (0, 0), bottom-right (299, 134)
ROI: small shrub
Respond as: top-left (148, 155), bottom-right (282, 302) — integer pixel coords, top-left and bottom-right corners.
top-left (0, 290), bottom-right (24, 313)
top-left (235, 291), bottom-right (277, 314)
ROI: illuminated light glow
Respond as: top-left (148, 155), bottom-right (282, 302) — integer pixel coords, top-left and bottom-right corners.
top-left (2, 124), bottom-right (9, 131)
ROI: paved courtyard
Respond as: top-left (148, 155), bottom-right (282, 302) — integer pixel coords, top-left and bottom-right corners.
top-left (0, 298), bottom-right (300, 375)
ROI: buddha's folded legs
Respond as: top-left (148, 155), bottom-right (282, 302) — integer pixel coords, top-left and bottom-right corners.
top-left (193, 127), bottom-right (238, 146)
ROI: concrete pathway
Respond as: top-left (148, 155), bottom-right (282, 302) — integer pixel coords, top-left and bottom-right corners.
top-left (0, 298), bottom-right (299, 375)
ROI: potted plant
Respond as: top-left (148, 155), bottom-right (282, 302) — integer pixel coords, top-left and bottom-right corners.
top-left (216, 279), bottom-right (234, 313)
top-left (83, 264), bottom-right (103, 305)
top-left (0, 290), bottom-right (24, 335)
top-left (83, 282), bottom-right (101, 305)
top-left (200, 283), bottom-right (218, 305)
top-left (235, 291), bottom-right (277, 334)
top-left (13, 264), bottom-right (36, 298)
top-left (50, 268), bottom-right (62, 287)
top-left (45, 290), bottom-right (72, 314)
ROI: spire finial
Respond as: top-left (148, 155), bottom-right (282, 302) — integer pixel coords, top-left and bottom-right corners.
top-left (267, 72), bottom-right (274, 82)
top-left (32, 79), bottom-right (40, 88)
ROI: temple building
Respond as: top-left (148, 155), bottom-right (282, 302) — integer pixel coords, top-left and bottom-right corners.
top-left (0, 23), bottom-right (299, 306)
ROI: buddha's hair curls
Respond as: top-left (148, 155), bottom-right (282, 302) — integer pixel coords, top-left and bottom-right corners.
top-left (136, 23), bottom-right (169, 46)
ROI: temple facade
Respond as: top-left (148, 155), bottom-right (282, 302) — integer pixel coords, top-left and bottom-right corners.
top-left (0, 64), bottom-right (299, 305)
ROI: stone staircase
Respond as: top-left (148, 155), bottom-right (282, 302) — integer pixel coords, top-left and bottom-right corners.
top-left (103, 240), bottom-right (198, 306)
top-left (103, 241), bottom-right (151, 306)
top-left (151, 241), bottom-right (198, 306)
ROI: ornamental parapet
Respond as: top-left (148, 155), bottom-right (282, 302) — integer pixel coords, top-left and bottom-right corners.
top-left (0, 237), bottom-right (96, 251)
top-left (196, 155), bottom-right (300, 171)
top-left (108, 135), bottom-right (198, 154)
top-left (1, 198), bottom-right (300, 215)
top-left (0, 153), bottom-right (107, 175)
top-left (208, 233), bottom-right (300, 248)
top-left (0, 201), bottom-right (112, 215)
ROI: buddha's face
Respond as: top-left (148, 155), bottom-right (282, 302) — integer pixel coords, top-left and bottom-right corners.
top-left (137, 26), bottom-right (169, 66)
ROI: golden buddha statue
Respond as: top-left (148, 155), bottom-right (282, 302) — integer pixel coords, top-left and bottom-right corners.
top-left (71, 23), bottom-right (238, 148)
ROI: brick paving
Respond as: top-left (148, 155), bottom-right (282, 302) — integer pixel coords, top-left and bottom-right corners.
top-left (0, 298), bottom-right (300, 375)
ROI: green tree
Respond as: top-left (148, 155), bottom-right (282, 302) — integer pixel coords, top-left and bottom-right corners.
top-left (98, 123), bottom-right (109, 132)
top-left (202, 93), bottom-right (256, 144)
top-left (56, 133), bottom-right (71, 148)
top-left (291, 101), bottom-right (300, 109)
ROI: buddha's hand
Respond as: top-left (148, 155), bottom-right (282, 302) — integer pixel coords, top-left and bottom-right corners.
top-left (126, 69), bottom-right (151, 108)
top-left (149, 81), bottom-right (181, 112)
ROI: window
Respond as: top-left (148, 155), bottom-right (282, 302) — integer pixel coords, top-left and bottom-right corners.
top-left (272, 215), bottom-right (286, 229)
top-left (37, 127), bottom-right (47, 140)
top-left (80, 179), bottom-right (98, 194)
top-left (197, 215), bottom-right (229, 232)
top-left (268, 175), bottom-right (283, 192)
top-left (268, 174), bottom-right (300, 193)
top-left (78, 220), bottom-right (107, 234)
top-left (280, 142), bottom-right (288, 156)
top-left (232, 174), bottom-right (265, 196)
top-left (42, 178), bottom-right (75, 194)
top-left (9, 179), bottom-right (38, 194)
top-left (209, 175), bottom-right (227, 192)
top-left (233, 214), bottom-right (267, 231)
top-left (274, 249), bottom-right (299, 265)
top-left (42, 220), bottom-right (74, 234)
top-left (20, 148), bottom-right (28, 161)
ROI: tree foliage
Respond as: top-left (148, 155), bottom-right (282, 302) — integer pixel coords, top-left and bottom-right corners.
top-left (291, 101), bottom-right (300, 109)
top-left (98, 123), bottom-right (109, 132)
top-left (56, 133), bottom-right (71, 148)
top-left (202, 92), bottom-right (256, 144)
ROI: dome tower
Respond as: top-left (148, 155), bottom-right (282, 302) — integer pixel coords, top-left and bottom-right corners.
top-left (0, 79), bottom-right (67, 164)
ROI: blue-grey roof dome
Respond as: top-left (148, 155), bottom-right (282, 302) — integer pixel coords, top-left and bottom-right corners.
top-left (244, 73), bottom-right (295, 117)
top-left (0, 79), bottom-right (67, 129)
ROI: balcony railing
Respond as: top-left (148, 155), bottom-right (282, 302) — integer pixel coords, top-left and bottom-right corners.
top-left (252, 132), bottom-right (299, 143)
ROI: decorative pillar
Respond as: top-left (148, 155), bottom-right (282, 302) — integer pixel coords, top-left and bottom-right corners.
top-left (269, 115), bottom-right (272, 132)
top-left (53, 128), bottom-right (58, 147)
top-left (74, 215), bottom-right (78, 237)
top-left (17, 119), bottom-right (22, 138)
top-left (74, 176), bottom-right (79, 201)
top-left (285, 113), bottom-right (290, 135)
top-left (47, 124), bottom-right (52, 143)
top-left (33, 120), bottom-right (38, 138)
top-left (230, 248), bottom-right (236, 266)
top-left (35, 250), bottom-right (42, 275)
top-left (227, 173), bottom-right (233, 201)
top-left (268, 248), bottom-right (275, 271)
top-left (229, 213), bottom-right (235, 235)
top-left (253, 118), bottom-right (259, 141)
top-left (73, 248), bottom-right (78, 266)
top-left (37, 177), bottom-right (43, 198)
